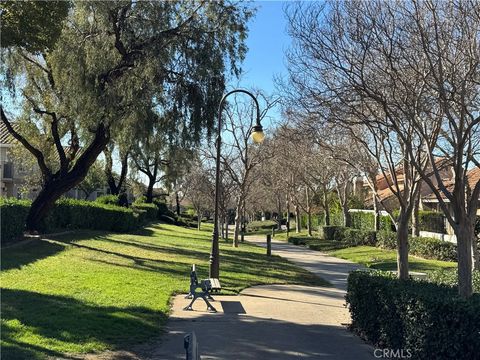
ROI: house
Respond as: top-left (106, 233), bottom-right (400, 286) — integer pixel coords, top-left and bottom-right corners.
top-left (0, 122), bottom-right (106, 200)
top-left (0, 122), bottom-right (23, 197)
top-left (361, 158), bottom-right (454, 212)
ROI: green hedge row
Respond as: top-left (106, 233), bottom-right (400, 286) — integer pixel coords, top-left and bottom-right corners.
top-left (45, 198), bottom-right (141, 232)
top-left (287, 235), bottom-right (312, 246)
top-left (346, 270), bottom-right (480, 359)
top-left (247, 220), bottom-right (277, 232)
top-left (0, 198), bottom-right (30, 244)
top-left (350, 210), bottom-right (447, 233)
top-left (320, 226), bottom-right (457, 262)
top-left (1, 198), bottom-right (167, 244)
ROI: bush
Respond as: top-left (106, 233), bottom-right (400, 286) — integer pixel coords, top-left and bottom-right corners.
top-left (346, 270), bottom-right (480, 360)
top-left (343, 228), bottom-right (377, 246)
top-left (154, 200), bottom-right (176, 219)
top-left (321, 225), bottom-right (348, 240)
top-left (131, 202), bottom-right (157, 222)
top-left (0, 198), bottom-right (30, 244)
top-left (418, 211), bottom-right (445, 233)
top-left (410, 236), bottom-right (457, 261)
top-left (288, 235), bottom-right (312, 246)
top-left (350, 212), bottom-right (375, 230)
top-left (46, 198), bottom-right (139, 232)
top-left (376, 230), bottom-right (397, 249)
top-left (247, 220), bottom-right (277, 232)
top-left (95, 194), bottom-right (120, 206)
top-left (427, 269), bottom-right (480, 293)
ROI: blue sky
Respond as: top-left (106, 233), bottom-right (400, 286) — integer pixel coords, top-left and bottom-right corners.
top-left (231, 1), bottom-right (291, 124)
top-left (238, 1), bottom-right (290, 94)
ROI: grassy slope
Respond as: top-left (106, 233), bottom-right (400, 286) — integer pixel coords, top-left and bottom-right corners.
top-left (284, 235), bottom-right (456, 273)
top-left (1, 222), bottom-right (327, 360)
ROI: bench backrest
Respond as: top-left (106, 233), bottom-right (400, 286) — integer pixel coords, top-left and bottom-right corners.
top-left (189, 264), bottom-right (198, 286)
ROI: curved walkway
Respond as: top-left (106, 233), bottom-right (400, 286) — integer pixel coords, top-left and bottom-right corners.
top-left (145, 235), bottom-right (373, 359)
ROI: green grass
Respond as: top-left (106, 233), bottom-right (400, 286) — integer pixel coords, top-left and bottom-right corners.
top-left (329, 246), bottom-right (456, 272)
top-left (1, 222), bottom-right (326, 359)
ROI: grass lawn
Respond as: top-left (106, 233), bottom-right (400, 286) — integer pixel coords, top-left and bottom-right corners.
top-left (278, 233), bottom-right (456, 273)
top-left (1, 222), bottom-right (327, 359)
top-left (329, 245), bottom-right (456, 272)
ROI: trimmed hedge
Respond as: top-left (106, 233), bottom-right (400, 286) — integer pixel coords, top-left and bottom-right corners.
top-left (247, 220), bottom-right (277, 232)
top-left (132, 202), bottom-right (158, 222)
top-left (343, 228), bottom-right (377, 246)
top-left (376, 230), bottom-right (397, 249)
top-left (95, 194), bottom-right (121, 205)
top-left (46, 198), bottom-right (139, 232)
top-left (288, 235), bottom-right (312, 246)
top-left (0, 198), bottom-right (31, 244)
top-left (410, 236), bottom-right (457, 261)
top-left (346, 270), bottom-right (480, 360)
top-left (418, 211), bottom-right (445, 233)
top-left (427, 269), bottom-right (480, 292)
top-left (322, 225), bottom-right (348, 240)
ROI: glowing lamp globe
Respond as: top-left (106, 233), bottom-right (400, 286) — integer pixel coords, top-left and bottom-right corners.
top-left (251, 125), bottom-right (265, 143)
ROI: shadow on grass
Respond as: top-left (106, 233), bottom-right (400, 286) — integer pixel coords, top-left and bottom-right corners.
top-left (1, 239), bottom-right (67, 272)
top-left (1, 288), bottom-right (166, 360)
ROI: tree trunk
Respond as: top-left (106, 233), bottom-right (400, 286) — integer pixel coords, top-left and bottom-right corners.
top-left (306, 187), bottom-right (312, 236)
top-left (146, 176), bottom-right (155, 203)
top-left (175, 191), bottom-right (181, 216)
top-left (197, 211), bottom-right (202, 231)
top-left (396, 213), bottom-right (410, 280)
top-left (286, 193), bottom-right (290, 238)
top-left (104, 146), bottom-right (129, 195)
top-left (295, 204), bottom-right (301, 233)
top-left (411, 187), bottom-right (421, 236)
top-left (323, 187), bottom-right (330, 226)
top-left (373, 195), bottom-right (380, 231)
top-left (472, 236), bottom-right (479, 271)
top-left (342, 205), bottom-right (351, 228)
top-left (455, 218), bottom-right (474, 298)
top-left (225, 217), bottom-right (229, 241)
top-left (233, 199), bottom-right (241, 247)
top-left (277, 195), bottom-right (283, 230)
top-left (26, 126), bottom-right (109, 231)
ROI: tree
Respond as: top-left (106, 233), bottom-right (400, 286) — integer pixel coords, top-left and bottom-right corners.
top-left (284, 0), bottom-right (480, 297)
top-left (77, 160), bottom-right (106, 199)
top-left (1, 1), bottom-right (70, 52)
top-left (186, 160), bottom-right (214, 231)
top-left (1, 1), bottom-right (252, 231)
top-left (103, 142), bottom-right (130, 196)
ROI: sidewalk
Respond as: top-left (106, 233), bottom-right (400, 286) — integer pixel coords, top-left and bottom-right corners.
top-left (148, 235), bottom-right (373, 359)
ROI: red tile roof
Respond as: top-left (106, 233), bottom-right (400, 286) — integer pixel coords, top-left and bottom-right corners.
top-left (0, 121), bottom-right (19, 145)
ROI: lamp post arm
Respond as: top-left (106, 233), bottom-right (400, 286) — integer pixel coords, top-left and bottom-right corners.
top-left (209, 89), bottom-right (261, 279)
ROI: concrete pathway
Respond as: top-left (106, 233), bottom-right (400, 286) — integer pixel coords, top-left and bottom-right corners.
top-left (147, 236), bottom-right (374, 359)
top-left (246, 236), bottom-right (364, 291)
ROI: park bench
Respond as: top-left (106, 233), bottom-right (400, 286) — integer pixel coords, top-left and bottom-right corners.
top-left (184, 332), bottom-right (200, 360)
top-left (183, 264), bottom-right (221, 313)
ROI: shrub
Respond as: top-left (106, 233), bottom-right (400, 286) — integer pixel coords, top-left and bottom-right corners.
top-left (410, 236), bottom-right (457, 261)
top-left (343, 228), bottom-right (377, 246)
top-left (0, 198), bottom-right (30, 244)
top-left (131, 202), bottom-right (157, 222)
top-left (154, 200), bottom-right (176, 219)
top-left (321, 225), bottom-right (347, 240)
top-left (376, 230), bottom-right (397, 249)
top-left (46, 198), bottom-right (139, 232)
top-left (427, 269), bottom-right (480, 293)
top-left (350, 212), bottom-right (375, 230)
top-left (346, 270), bottom-right (480, 360)
top-left (288, 235), bottom-right (312, 246)
top-left (247, 220), bottom-right (277, 232)
top-left (418, 211), bottom-right (445, 233)
top-left (95, 194), bottom-right (120, 206)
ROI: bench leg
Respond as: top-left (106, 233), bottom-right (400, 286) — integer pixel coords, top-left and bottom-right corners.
top-left (201, 295), bottom-right (217, 313)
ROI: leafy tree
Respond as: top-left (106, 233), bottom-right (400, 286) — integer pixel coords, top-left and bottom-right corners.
top-left (78, 160), bottom-right (106, 199)
top-left (1, 1), bottom-right (252, 230)
top-left (1, 1), bottom-right (70, 52)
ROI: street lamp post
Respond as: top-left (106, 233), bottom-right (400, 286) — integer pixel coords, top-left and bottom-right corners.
top-left (209, 89), bottom-right (265, 278)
